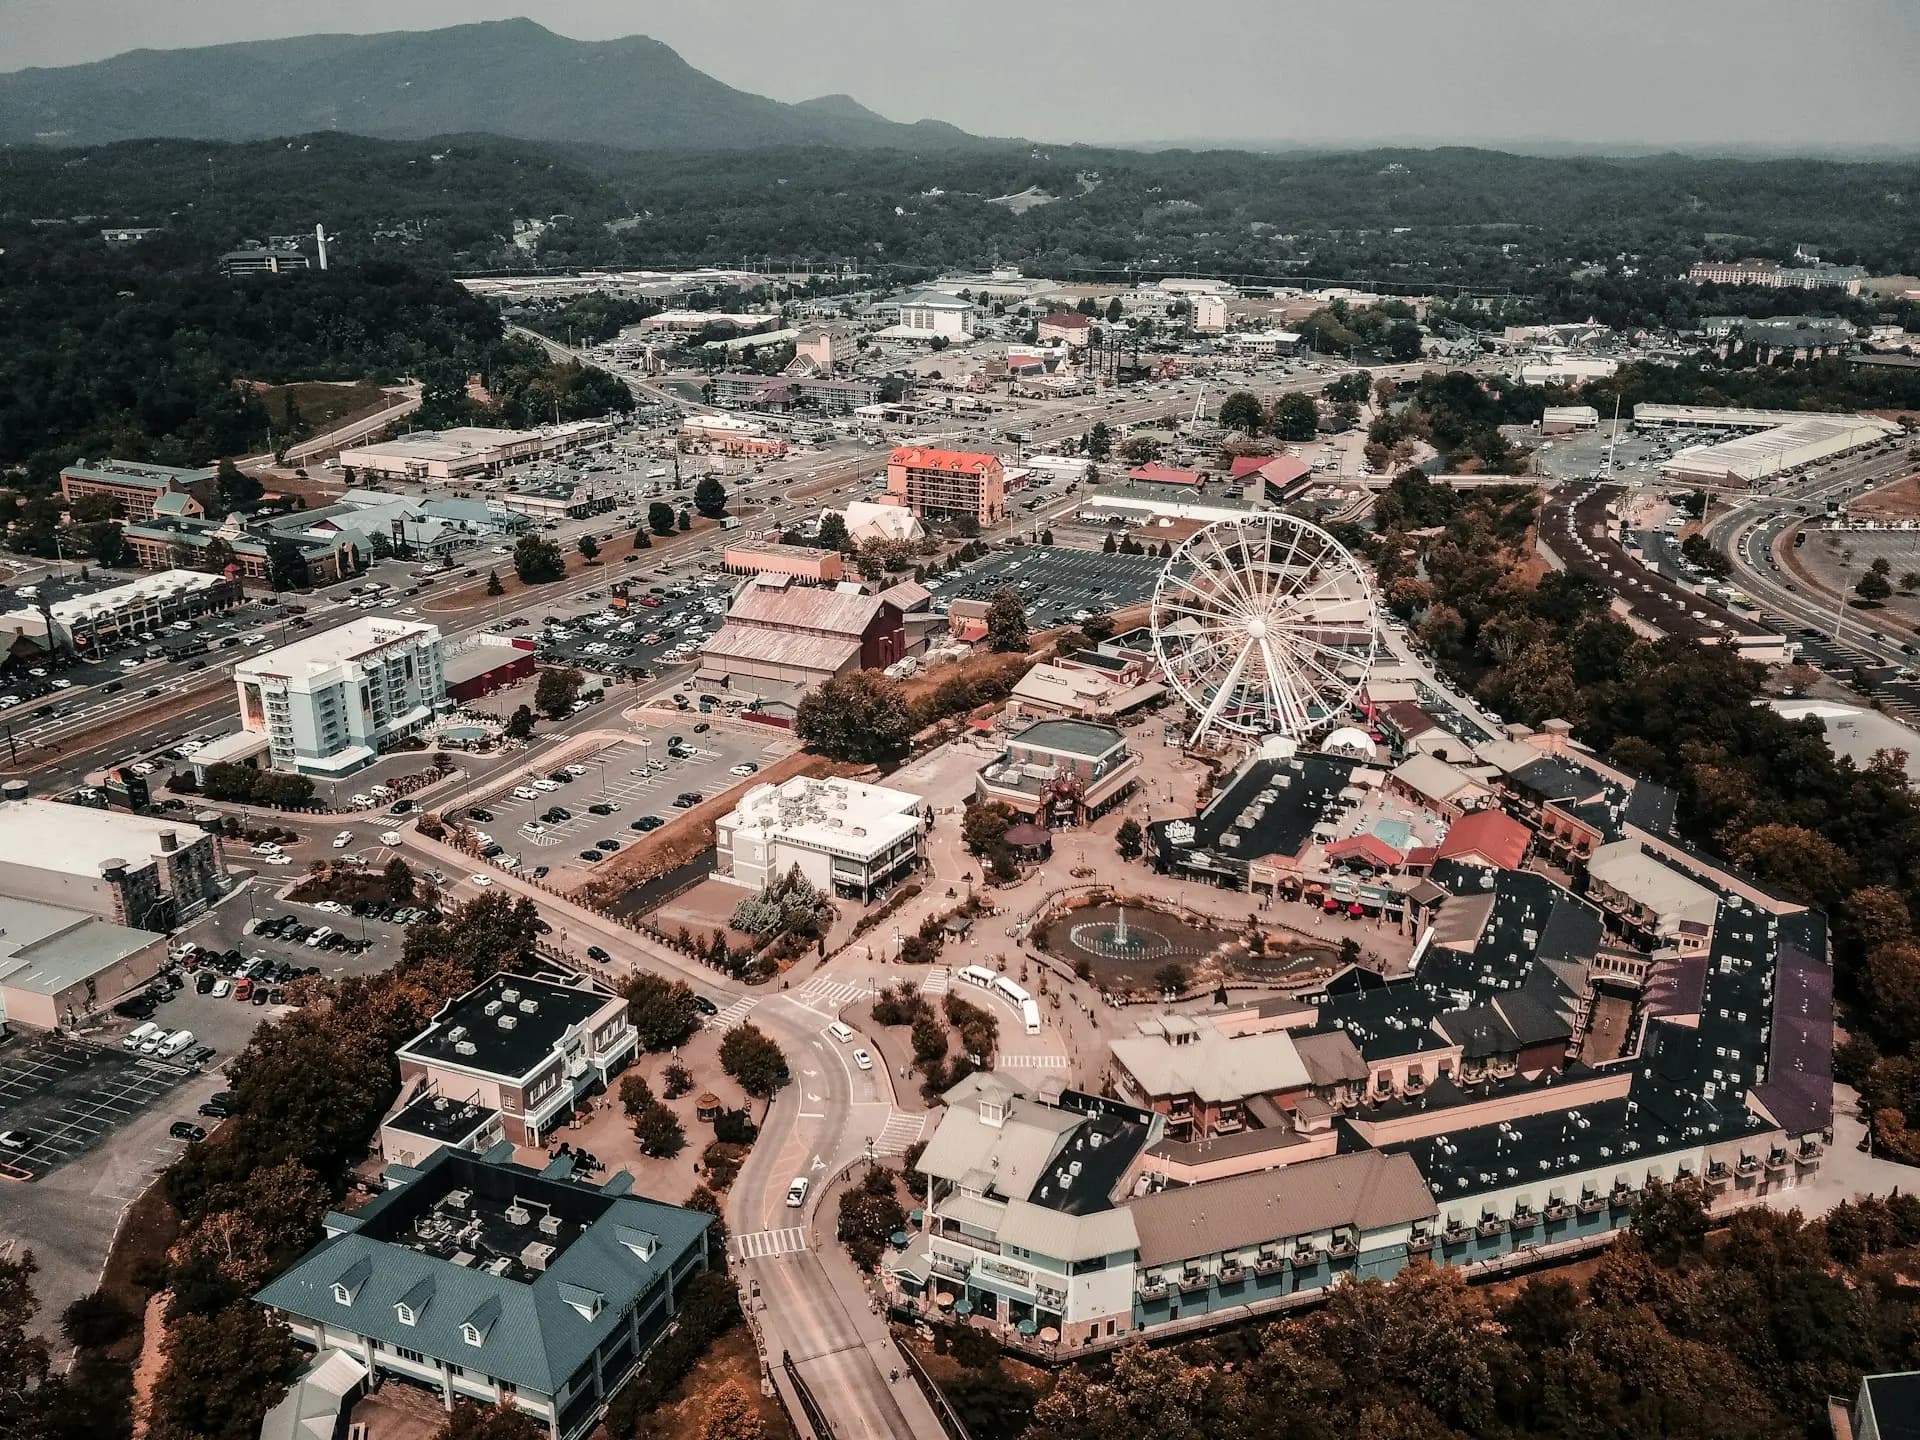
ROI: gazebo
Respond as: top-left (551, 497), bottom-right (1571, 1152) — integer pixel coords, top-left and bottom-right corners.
top-left (1004, 821), bottom-right (1054, 858)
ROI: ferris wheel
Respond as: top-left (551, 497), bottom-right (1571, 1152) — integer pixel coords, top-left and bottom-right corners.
top-left (1149, 512), bottom-right (1377, 746)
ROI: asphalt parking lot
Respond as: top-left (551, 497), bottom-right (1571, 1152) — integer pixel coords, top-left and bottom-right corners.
top-left (0, 1036), bottom-right (199, 1181)
top-left (458, 723), bottom-right (791, 878)
top-left (930, 546), bottom-right (1164, 630)
top-left (530, 577), bottom-right (734, 680)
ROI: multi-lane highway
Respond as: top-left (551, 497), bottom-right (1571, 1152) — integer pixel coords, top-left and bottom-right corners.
top-left (1703, 441), bottom-right (1920, 668)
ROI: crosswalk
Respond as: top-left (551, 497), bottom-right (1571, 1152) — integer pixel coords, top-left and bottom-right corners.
top-left (919, 967), bottom-right (951, 997)
top-left (709, 996), bottom-right (758, 1032)
top-left (873, 1111), bottom-right (929, 1156)
top-left (996, 1053), bottom-right (1071, 1070)
top-left (794, 977), bottom-right (872, 1014)
top-left (733, 1226), bottom-right (808, 1261)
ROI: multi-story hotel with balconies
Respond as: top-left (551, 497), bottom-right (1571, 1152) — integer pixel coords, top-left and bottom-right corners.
top-left (234, 617), bottom-right (445, 777)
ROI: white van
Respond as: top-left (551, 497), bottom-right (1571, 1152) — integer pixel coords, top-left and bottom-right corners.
top-left (155, 1029), bottom-right (194, 1059)
top-left (123, 1021), bottom-right (162, 1052)
top-left (826, 1021), bottom-right (856, 1045)
top-left (306, 926), bottom-right (334, 949)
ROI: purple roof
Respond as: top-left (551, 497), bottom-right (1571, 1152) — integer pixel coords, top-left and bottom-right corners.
top-left (1642, 951), bottom-right (1707, 1021)
top-left (1754, 944), bottom-right (1833, 1136)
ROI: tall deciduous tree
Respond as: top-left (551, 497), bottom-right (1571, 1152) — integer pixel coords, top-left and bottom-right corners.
top-left (719, 1023), bottom-right (789, 1099)
top-left (1218, 391), bottom-right (1265, 433)
top-left (985, 588), bottom-right (1029, 652)
top-left (795, 671), bottom-right (913, 764)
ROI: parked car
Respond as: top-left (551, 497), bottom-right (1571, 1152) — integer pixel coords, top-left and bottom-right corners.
top-left (168, 1121), bottom-right (206, 1143)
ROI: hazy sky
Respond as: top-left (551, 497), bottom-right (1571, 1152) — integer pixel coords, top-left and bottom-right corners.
top-left (7, 0), bottom-right (1919, 151)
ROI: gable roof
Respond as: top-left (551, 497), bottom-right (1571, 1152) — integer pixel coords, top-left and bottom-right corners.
top-left (1435, 809), bottom-right (1531, 870)
top-left (1126, 1150), bottom-right (1434, 1267)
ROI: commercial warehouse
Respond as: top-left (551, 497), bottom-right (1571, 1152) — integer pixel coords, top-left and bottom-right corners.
top-left (338, 422), bottom-right (613, 481)
top-left (1660, 415), bottom-right (1899, 485)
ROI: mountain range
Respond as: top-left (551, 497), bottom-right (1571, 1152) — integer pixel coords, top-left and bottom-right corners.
top-left (0, 18), bottom-right (990, 151)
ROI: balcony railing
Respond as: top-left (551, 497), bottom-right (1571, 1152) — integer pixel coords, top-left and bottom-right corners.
top-left (1765, 1150), bottom-right (1790, 1171)
top-left (1406, 1233), bottom-right (1435, 1253)
top-left (1736, 1155), bottom-right (1760, 1175)
top-left (1138, 1280), bottom-right (1168, 1300)
top-left (1797, 1140), bottom-right (1824, 1165)
top-left (1544, 1202), bottom-right (1575, 1222)
top-left (1327, 1235), bottom-right (1359, 1260)
top-left (933, 1229), bottom-right (1001, 1257)
top-left (1577, 1194), bottom-right (1608, 1214)
top-left (1177, 1271), bottom-right (1210, 1293)
top-left (1477, 1216), bottom-right (1508, 1238)
top-left (1511, 1209), bottom-right (1540, 1229)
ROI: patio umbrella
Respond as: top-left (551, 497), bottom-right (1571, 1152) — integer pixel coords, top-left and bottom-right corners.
top-left (1039, 1326), bottom-right (1060, 1344)
top-left (936, 1293), bottom-right (955, 1309)
top-left (955, 1297), bottom-right (975, 1318)
top-left (1348, 902), bottom-right (1364, 916)
top-left (890, 1231), bottom-right (910, 1249)
top-left (1017, 1317), bottom-right (1039, 1337)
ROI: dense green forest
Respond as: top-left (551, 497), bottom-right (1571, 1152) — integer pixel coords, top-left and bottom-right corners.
top-left (0, 232), bottom-right (631, 491)
top-left (7, 133), bottom-right (1918, 287)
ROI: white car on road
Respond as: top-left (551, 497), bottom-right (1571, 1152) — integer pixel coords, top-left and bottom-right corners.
top-left (380, 831), bottom-right (403, 846)
top-left (471, 874), bottom-right (492, 887)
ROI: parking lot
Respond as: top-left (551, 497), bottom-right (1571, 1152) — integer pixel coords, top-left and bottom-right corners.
top-left (930, 546), bottom-right (1164, 631)
top-left (457, 722), bottom-right (794, 879)
top-left (526, 577), bottom-right (735, 681)
top-left (0, 1036), bottom-right (199, 1181)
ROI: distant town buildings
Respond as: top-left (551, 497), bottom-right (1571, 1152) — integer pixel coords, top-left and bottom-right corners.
top-left (1687, 258), bottom-right (1866, 294)
top-left (1037, 311), bottom-right (1094, 348)
top-left (887, 290), bottom-right (973, 341)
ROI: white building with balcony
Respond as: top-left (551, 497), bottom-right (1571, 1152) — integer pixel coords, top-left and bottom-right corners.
top-left (714, 775), bottom-right (927, 901)
top-left (235, 618), bottom-right (445, 776)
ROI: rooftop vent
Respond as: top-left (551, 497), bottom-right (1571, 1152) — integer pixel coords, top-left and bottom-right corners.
top-left (519, 999), bottom-right (538, 1014)
top-left (501, 988), bottom-right (521, 1003)
top-left (498, 1015), bottom-right (518, 1030)
top-left (505, 1204), bottom-right (531, 1226)
top-left (455, 1040), bottom-right (477, 1056)
top-left (538, 1213), bottom-right (561, 1236)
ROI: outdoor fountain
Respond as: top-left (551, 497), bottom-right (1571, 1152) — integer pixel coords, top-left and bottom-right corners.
top-left (1066, 905), bottom-right (1176, 963)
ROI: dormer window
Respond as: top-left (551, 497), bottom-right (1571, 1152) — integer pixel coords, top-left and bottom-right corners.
top-left (331, 1283), bottom-right (352, 1306)
top-left (461, 1323), bottom-right (483, 1348)
top-left (395, 1303), bottom-right (417, 1327)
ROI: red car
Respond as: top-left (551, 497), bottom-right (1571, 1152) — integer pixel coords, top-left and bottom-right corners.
top-left (637, 596), bottom-right (663, 608)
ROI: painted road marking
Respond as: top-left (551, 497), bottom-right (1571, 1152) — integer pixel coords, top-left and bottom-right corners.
top-left (733, 1227), bottom-right (808, 1260)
